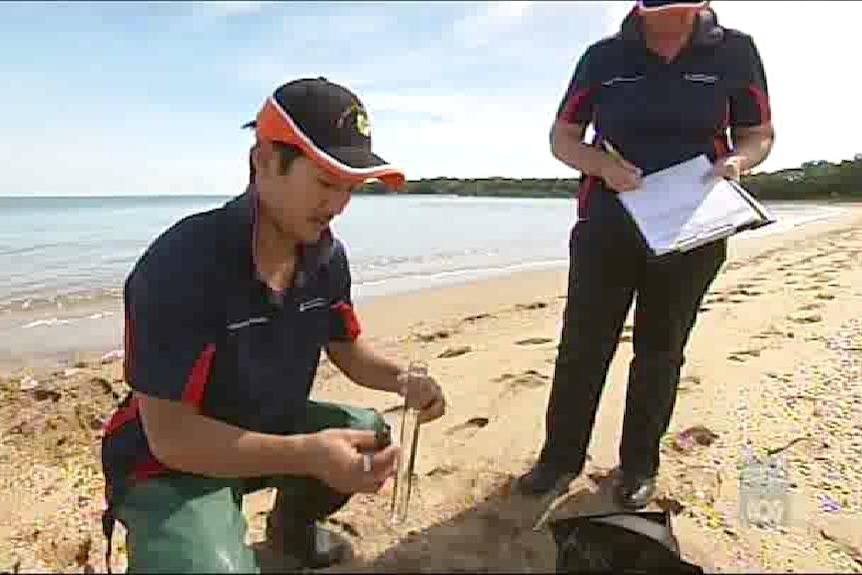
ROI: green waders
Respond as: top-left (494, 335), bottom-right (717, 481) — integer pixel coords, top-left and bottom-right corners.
top-left (111, 401), bottom-right (388, 573)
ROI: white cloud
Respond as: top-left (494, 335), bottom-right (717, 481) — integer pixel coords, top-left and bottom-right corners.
top-left (451, 1), bottom-right (535, 49)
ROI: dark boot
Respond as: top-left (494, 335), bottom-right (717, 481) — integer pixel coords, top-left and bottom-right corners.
top-left (516, 461), bottom-right (578, 497)
top-left (266, 496), bottom-right (353, 569)
top-left (614, 474), bottom-right (657, 510)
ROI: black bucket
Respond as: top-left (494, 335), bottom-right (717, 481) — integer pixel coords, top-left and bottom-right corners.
top-left (549, 511), bottom-right (704, 573)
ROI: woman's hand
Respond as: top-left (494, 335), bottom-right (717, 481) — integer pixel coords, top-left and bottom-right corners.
top-left (598, 153), bottom-right (643, 192)
top-left (709, 155), bottom-right (744, 182)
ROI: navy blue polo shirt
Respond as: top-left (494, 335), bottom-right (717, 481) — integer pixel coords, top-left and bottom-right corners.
top-left (556, 7), bottom-right (771, 221)
top-left (100, 190), bottom-right (361, 504)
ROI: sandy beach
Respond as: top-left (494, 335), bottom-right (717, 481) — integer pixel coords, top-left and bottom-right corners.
top-left (2, 206), bottom-right (862, 573)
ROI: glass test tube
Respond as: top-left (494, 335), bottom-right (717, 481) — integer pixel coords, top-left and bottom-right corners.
top-left (389, 361), bottom-right (425, 525)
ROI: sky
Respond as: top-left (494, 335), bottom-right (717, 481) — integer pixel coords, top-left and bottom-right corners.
top-left (0, 0), bottom-right (859, 196)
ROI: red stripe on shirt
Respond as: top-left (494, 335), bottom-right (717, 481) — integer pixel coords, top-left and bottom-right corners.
top-left (560, 88), bottom-right (592, 123)
top-left (181, 343), bottom-right (217, 407)
top-left (333, 302), bottom-right (361, 340)
top-left (747, 84), bottom-right (771, 123)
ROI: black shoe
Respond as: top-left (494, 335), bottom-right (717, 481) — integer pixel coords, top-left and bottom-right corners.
top-left (266, 515), bottom-right (353, 569)
top-left (516, 462), bottom-right (576, 497)
top-left (615, 475), bottom-right (657, 510)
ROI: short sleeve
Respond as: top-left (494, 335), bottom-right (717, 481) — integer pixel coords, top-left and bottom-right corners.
top-left (327, 241), bottom-right (362, 342)
top-left (728, 34), bottom-right (771, 128)
top-left (123, 230), bottom-right (220, 405)
top-left (556, 46), bottom-right (598, 125)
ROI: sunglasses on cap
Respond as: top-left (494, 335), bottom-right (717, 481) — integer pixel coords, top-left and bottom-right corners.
top-left (636, 0), bottom-right (708, 11)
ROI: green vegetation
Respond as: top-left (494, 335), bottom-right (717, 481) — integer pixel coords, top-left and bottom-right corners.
top-left (358, 154), bottom-right (862, 200)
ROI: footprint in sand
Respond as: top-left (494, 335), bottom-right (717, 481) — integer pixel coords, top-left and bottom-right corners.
top-left (496, 369), bottom-right (549, 391)
top-left (815, 293), bottom-right (836, 301)
top-left (798, 302), bottom-right (826, 311)
top-left (425, 465), bottom-right (458, 478)
top-left (515, 337), bottom-right (553, 346)
top-left (438, 346), bottom-right (472, 359)
top-left (415, 329), bottom-right (451, 343)
top-left (727, 348), bottom-right (762, 362)
top-left (704, 294), bottom-right (730, 305)
top-left (463, 313), bottom-right (492, 323)
top-left (515, 301), bottom-right (549, 311)
top-left (444, 416), bottom-right (490, 437)
top-left (677, 374), bottom-right (701, 393)
top-left (788, 313), bottom-right (822, 325)
top-left (727, 287), bottom-right (763, 298)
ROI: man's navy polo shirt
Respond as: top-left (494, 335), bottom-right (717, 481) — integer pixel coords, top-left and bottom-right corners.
top-left (556, 7), bottom-right (772, 221)
top-left (101, 190), bottom-right (361, 505)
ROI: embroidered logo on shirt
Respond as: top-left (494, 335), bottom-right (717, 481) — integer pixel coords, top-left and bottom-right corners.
top-left (298, 298), bottom-right (328, 313)
top-left (601, 75), bottom-right (644, 87)
top-left (227, 316), bottom-right (270, 330)
top-left (684, 73), bottom-right (718, 84)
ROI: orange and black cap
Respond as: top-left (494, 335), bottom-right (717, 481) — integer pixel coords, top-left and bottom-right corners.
top-left (636, 0), bottom-right (708, 11)
top-left (243, 77), bottom-right (405, 190)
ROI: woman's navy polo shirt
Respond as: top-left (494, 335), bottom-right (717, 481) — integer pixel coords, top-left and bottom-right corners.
top-left (100, 190), bottom-right (361, 504)
top-left (556, 8), bottom-right (771, 221)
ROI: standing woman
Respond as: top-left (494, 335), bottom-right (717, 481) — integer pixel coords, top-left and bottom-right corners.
top-left (518, 0), bottom-right (774, 509)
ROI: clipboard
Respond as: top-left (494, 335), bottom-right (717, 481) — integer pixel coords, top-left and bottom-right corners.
top-left (669, 180), bottom-right (775, 253)
top-left (615, 155), bottom-right (775, 257)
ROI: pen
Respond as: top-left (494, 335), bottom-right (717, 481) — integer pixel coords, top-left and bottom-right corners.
top-left (601, 138), bottom-right (642, 179)
top-left (601, 139), bottom-right (624, 162)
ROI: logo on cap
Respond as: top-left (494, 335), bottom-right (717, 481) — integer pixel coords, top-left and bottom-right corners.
top-left (337, 103), bottom-right (371, 138)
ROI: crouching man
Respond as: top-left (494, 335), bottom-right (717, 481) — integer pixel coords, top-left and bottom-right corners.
top-left (100, 78), bottom-right (446, 573)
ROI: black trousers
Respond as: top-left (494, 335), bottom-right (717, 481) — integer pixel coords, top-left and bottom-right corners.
top-left (538, 215), bottom-right (726, 479)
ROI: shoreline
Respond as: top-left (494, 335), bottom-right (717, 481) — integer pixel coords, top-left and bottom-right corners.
top-left (2, 203), bottom-right (860, 377)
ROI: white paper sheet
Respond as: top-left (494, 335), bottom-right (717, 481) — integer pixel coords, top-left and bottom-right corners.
top-left (617, 155), bottom-right (772, 256)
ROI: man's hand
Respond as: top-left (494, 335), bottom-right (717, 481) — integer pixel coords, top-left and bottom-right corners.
top-left (598, 153), bottom-right (642, 192)
top-left (326, 339), bottom-right (447, 424)
top-left (306, 428), bottom-right (400, 494)
top-left (709, 155), bottom-right (744, 182)
top-left (398, 369), bottom-right (446, 424)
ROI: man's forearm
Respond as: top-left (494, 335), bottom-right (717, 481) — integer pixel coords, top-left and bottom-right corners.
top-left (326, 339), bottom-right (403, 394)
top-left (139, 394), bottom-right (319, 478)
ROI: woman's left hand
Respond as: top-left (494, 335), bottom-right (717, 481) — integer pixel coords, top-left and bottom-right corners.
top-left (710, 155), bottom-right (745, 181)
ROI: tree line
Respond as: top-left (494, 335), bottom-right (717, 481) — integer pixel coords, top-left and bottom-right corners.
top-left (358, 154), bottom-right (862, 200)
